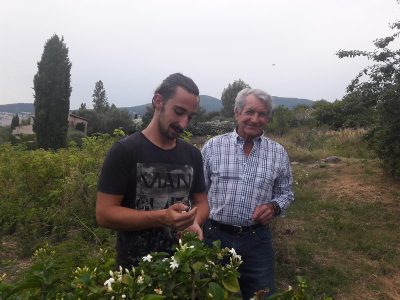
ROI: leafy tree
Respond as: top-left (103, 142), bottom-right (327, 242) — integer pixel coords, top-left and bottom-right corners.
top-left (33, 34), bottom-right (71, 150)
top-left (92, 80), bottom-right (109, 113)
top-left (291, 105), bottom-right (312, 127)
top-left (339, 91), bottom-right (376, 128)
top-left (191, 106), bottom-right (208, 123)
top-left (75, 122), bottom-right (86, 132)
top-left (140, 105), bottom-right (154, 130)
top-left (221, 79), bottom-right (250, 118)
top-left (75, 104), bottom-right (134, 135)
top-left (267, 106), bottom-right (294, 136)
top-left (311, 100), bottom-right (344, 130)
top-left (11, 114), bottom-right (19, 130)
top-left (337, 19), bottom-right (400, 176)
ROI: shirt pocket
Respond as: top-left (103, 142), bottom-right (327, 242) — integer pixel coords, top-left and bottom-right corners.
top-left (254, 172), bottom-right (274, 192)
top-left (217, 164), bottom-right (241, 180)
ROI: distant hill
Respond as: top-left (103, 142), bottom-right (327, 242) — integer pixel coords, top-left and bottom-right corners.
top-left (124, 95), bottom-right (314, 115)
top-left (0, 103), bottom-right (34, 114)
top-left (0, 95), bottom-right (314, 115)
top-left (272, 96), bottom-right (314, 109)
top-left (120, 95), bottom-right (223, 115)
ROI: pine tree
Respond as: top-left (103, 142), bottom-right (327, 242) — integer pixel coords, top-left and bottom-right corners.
top-left (92, 80), bottom-right (109, 113)
top-left (33, 34), bottom-right (72, 149)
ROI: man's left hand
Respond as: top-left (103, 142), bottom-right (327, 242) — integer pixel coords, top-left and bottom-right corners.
top-left (252, 204), bottom-right (274, 225)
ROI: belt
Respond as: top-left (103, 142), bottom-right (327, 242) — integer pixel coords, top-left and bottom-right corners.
top-left (209, 219), bottom-right (264, 234)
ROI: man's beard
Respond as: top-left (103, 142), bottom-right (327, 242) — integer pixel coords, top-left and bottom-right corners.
top-left (158, 121), bottom-right (183, 140)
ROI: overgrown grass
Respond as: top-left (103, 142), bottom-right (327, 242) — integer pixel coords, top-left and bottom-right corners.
top-left (269, 127), bottom-right (376, 162)
top-left (273, 159), bottom-right (400, 299)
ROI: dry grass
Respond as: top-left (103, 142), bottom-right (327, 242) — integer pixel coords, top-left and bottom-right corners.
top-left (273, 158), bottom-right (400, 299)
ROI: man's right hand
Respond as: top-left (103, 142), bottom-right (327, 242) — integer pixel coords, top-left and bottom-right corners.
top-left (163, 203), bottom-right (198, 231)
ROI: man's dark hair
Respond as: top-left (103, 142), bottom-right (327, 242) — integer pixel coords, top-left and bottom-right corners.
top-left (154, 73), bottom-right (199, 101)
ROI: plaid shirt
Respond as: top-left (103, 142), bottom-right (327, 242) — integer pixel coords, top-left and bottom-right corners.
top-left (201, 130), bottom-right (294, 226)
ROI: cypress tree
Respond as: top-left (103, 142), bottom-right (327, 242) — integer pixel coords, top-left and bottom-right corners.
top-left (11, 114), bottom-right (19, 130)
top-left (33, 34), bottom-right (72, 149)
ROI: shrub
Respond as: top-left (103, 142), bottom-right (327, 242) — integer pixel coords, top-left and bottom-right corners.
top-left (188, 120), bottom-right (235, 136)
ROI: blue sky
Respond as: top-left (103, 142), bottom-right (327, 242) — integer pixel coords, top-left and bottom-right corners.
top-left (1, 0), bottom-right (399, 109)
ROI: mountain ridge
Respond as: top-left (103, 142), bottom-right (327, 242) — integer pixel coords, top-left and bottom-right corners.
top-left (0, 95), bottom-right (314, 115)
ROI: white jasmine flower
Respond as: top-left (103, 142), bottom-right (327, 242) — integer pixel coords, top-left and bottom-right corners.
top-left (137, 275), bottom-right (144, 284)
top-left (170, 257), bottom-right (179, 270)
top-left (229, 248), bottom-right (237, 256)
top-left (142, 254), bottom-right (153, 262)
top-left (154, 288), bottom-right (163, 294)
top-left (122, 295), bottom-right (126, 299)
top-left (104, 277), bottom-right (115, 292)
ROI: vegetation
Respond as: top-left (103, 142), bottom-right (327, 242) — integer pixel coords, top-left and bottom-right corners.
top-left (10, 115), bottom-right (19, 131)
top-left (220, 79), bottom-right (250, 118)
top-left (1, 127), bottom-right (398, 299)
top-left (0, 126), bottom-right (11, 144)
top-left (92, 80), bottom-right (110, 113)
top-left (33, 34), bottom-right (72, 150)
top-left (335, 19), bottom-right (400, 176)
top-left (74, 81), bottom-right (135, 135)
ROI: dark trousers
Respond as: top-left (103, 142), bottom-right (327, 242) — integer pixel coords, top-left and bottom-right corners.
top-left (203, 219), bottom-right (276, 300)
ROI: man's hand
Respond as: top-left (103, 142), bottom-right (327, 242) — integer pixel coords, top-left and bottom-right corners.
top-left (163, 203), bottom-right (198, 231)
top-left (252, 204), bottom-right (274, 225)
top-left (185, 221), bottom-right (203, 240)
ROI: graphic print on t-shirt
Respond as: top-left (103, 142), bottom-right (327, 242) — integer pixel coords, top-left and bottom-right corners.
top-left (135, 163), bottom-right (193, 210)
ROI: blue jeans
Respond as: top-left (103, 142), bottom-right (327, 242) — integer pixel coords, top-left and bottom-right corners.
top-left (203, 219), bottom-right (276, 300)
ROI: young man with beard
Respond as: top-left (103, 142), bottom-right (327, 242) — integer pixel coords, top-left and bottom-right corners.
top-left (202, 88), bottom-right (294, 299)
top-left (96, 73), bottom-right (209, 268)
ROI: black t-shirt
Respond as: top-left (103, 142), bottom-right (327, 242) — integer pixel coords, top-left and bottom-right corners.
top-left (97, 132), bottom-right (206, 267)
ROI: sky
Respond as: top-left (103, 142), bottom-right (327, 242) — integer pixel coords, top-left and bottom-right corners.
top-left (1, 0), bottom-right (399, 110)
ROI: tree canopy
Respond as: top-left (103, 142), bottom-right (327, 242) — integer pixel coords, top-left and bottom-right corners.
top-left (220, 79), bottom-right (250, 118)
top-left (337, 20), bottom-right (400, 177)
top-left (33, 34), bottom-right (71, 150)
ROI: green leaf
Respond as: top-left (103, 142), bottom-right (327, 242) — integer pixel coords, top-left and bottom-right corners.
top-left (207, 282), bottom-right (224, 300)
top-left (192, 261), bottom-right (204, 272)
top-left (180, 262), bottom-right (191, 273)
top-left (222, 273), bottom-right (240, 293)
top-left (212, 240), bottom-right (221, 249)
top-left (142, 294), bottom-right (166, 300)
